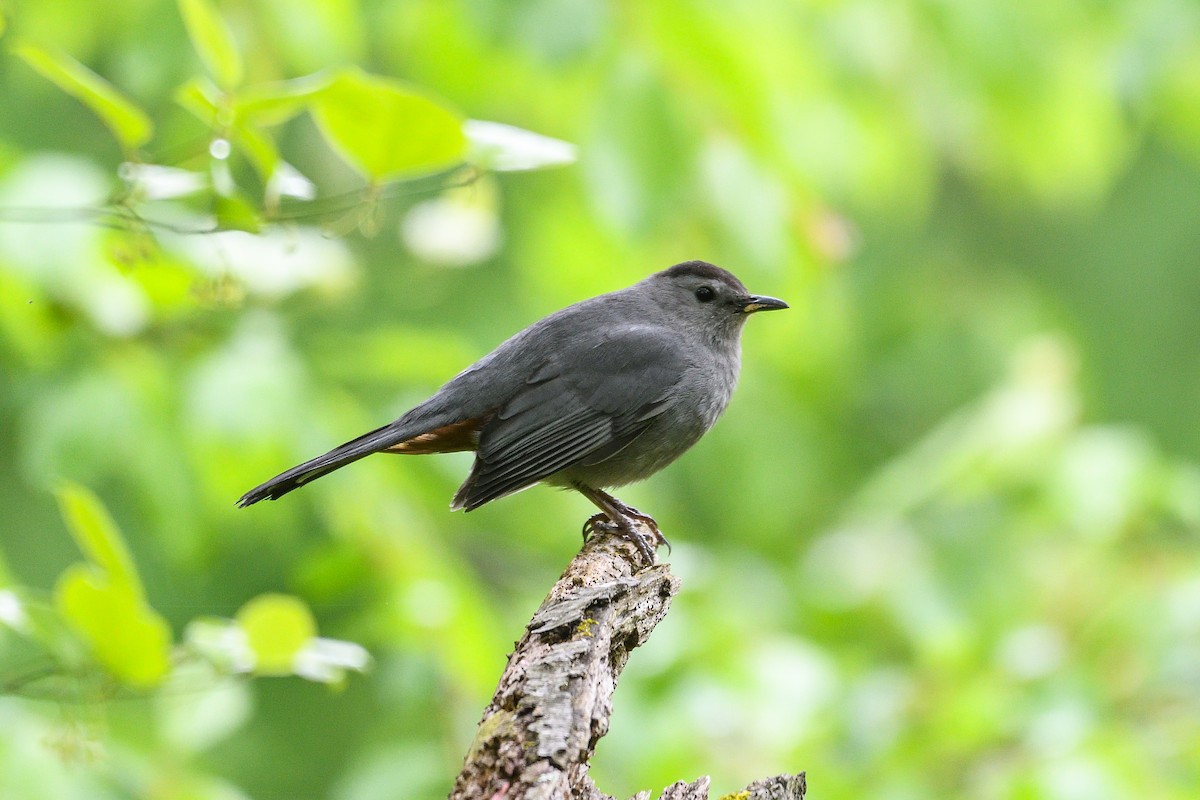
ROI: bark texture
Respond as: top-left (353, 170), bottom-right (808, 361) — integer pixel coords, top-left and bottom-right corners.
top-left (449, 529), bottom-right (806, 800)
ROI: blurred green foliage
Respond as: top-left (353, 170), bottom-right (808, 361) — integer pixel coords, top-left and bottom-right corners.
top-left (1, 1), bottom-right (1199, 799)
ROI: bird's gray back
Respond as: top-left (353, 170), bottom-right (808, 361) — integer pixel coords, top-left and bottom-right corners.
top-left (409, 289), bottom-right (647, 424)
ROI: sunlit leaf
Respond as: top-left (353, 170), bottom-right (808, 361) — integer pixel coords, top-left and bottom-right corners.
top-left (465, 120), bottom-right (577, 171)
top-left (235, 594), bottom-right (317, 675)
top-left (184, 617), bottom-right (253, 673)
top-left (293, 637), bottom-right (371, 684)
top-left (14, 43), bottom-right (153, 150)
top-left (214, 193), bottom-right (263, 232)
top-left (234, 124), bottom-right (280, 181)
top-left (120, 163), bottom-right (208, 200)
top-left (234, 72), bottom-right (332, 126)
top-left (269, 162), bottom-right (316, 201)
top-left (178, 0), bottom-right (243, 89)
top-left (175, 75), bottom-right (222, 120)
top-left (310, 67), bottom-right (466, 182)
top-left (50, 484), bottom-right (172, 687)
top-left (55, 565), bottom-right (171, 687)
top-left (54, 482), bottom-right (140, 595)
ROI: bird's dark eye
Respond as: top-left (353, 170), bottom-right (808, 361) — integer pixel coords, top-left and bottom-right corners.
top-left (694, 286), bottom-right (716, 303)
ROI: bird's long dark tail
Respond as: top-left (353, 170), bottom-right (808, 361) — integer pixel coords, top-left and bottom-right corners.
top-left (237, 422), bottom-right (402, 507)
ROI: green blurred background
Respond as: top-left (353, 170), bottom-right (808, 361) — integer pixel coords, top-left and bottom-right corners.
top-left (2, 0), bottom-right (1200, 798)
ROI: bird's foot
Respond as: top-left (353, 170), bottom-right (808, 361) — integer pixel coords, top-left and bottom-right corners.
top-left (602, 499), bottom-right (671, 556)
top-left (612, 513), bottom-right (659, 566)
top-left (582, 513), bottom-right (614, 542)
top-left (581, 509), bottom-right (665, 566)
top-left (574, 484), bottom-right (670, 567)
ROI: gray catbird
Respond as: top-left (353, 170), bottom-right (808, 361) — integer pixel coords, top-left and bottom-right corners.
top-left (238, 261), bottom-right (787, 562)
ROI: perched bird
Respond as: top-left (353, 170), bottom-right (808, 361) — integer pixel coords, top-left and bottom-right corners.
top-left (238, 261), bottom-right (787, 562)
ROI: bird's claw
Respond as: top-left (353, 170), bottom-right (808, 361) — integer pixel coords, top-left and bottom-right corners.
top-left (574, 484), bottom-right (671, 567)
top-left (626, 511), bottom-right (671, 556)
top-left (581, 513), bottom-right (615, 542)
top-left (581, 509), bottom-right (668, 566)
top-left (605, 499), bottom-right (671, 557)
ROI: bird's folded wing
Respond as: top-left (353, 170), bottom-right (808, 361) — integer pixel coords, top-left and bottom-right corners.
top-left (451, 326), bottom-right (688, 510)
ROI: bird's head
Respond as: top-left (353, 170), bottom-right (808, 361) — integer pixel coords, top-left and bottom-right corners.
top-left (642, 260), bottom-right (788, 343)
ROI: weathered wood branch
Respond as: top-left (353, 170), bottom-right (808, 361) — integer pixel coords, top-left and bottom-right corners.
top-left (449, 529), bottom-right (806, 800)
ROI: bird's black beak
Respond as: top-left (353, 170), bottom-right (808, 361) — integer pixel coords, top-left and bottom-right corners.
top-left (738, 294), bottom-right (789, 314)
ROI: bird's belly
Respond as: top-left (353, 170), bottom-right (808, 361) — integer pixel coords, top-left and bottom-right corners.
top-left (550, 403), bottom-right (715, 490)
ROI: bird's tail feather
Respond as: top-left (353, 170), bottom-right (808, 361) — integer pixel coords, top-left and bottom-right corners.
top-left (237, 422), bottom-right (403, 507)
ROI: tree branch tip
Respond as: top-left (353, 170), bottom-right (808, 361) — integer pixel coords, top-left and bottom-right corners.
top-left (451, 526), bottom-right (802, 800)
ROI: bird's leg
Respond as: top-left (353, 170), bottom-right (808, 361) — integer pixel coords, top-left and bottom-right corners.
top-left (573, 484), bottom-right (665, 565)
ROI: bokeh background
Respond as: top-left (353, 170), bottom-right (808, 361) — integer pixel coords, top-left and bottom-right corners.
top-left (2, 1), bottom-right (1200, 798)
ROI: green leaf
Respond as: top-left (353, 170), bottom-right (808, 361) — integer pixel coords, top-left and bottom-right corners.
top-left (177, 78), bottom-right (284, 181)
top-left (214, 193), bottom-right (263, 232)
top-left (233, 124), bottom-right (280, 180)
top-left (14, 43), bottom-right (153, 151)
top-left (311, 68), bottom-right (466, 182)
top-left (465, 120), bottom-right (577, 172)
top-left (178, 0), bottom-right (243, 89)
top-left (236, 594), bottom-right (317, 675)
top-left (54, 482), bottom-right (140, 596)
top-left (51, 483), bottom-right (171, 686)
top-left (55, 565), bottom-right (171, 687)
top-left (234, 72), bottom-right (332, 127)
top-left (174, 75), bottom-right (222, 121)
